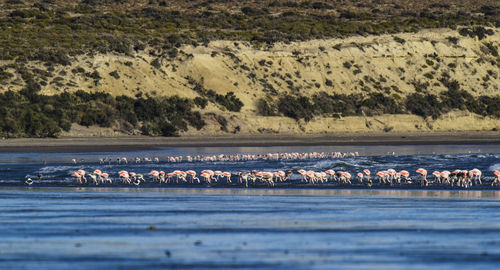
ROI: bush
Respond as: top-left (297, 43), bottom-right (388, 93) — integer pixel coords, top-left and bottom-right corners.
top-left (277, 95), bottom-right (314, 121)
top-left (256, 98), bottom-right (277, 116)
top-left (194, 97), bottom-right (208, 109)
top-left (109, 70), bottom-right (120, 79)
top-left (405, 93), bottom-right (441, 119)
top-left (0, 90), bottom-right (206, 138)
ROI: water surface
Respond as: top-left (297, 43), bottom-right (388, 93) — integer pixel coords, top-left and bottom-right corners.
top-left (1, 144), bottom-right (500, 269)
top-left (1, 188), bottom-right (500, 269)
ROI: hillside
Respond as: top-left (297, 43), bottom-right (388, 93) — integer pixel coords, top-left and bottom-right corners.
top-left (0, 1), bottom-right (499, 137)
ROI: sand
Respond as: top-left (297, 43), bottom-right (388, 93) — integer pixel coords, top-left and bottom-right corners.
top-left (1, 131), bottom-right (500, 152)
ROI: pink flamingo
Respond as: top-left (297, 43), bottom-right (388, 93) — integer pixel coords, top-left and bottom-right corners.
top-left (201, 170), bottom-right (215, 182)
top-left (200, 173), bottom-right (211, 184)
top-left (93, 169), bottom-right (104, 183)
top-left (119, 171), bottom-right (130, 183)
top-left (450, 170), bottom-right (461, 186)
top-left (223, 172), bottom-right (232, 183)
top-left (363, 169), bottom-right (371, 183)
top-left (399, 170), bottom-right (410, 183)
top-left (101, 173), bottom-right (111, 184)
top-left (325, 169), bottom-right (336, 182)
top-left (357, 172), bottom-right (363, 183)
top-left (76, 169), bottom-right (87, 184)
top-left (470, 168), bottom-right (482, 185)
top-left (297, 169), bottom-right (307, 183)
top-left (440, 171), bottom-right (450, 185)
top-left (416, 168), bottom-right (428, 186)
top-left (492, 171), bottom-right (500, 186)
top-left (71, 170), bottom-right (84, 184)
top-left (186, 170), bottom-right (200, 183)
top-left (149, 170), bottom-right (159, 182)
top-left (237, 172), bottom-right (249, 187)
top-left (376, 171), bottom-right (386, 184)
top-left (432, 171), bottom-right (441, 183)
top-left (306, 170), bottom-right (316, 184)
top-left (341, 172), bottom-right (352, 184)
top-left (260, 172), bottom-right (274, 186)
top-left (387, 169), bottom-right (397, 185)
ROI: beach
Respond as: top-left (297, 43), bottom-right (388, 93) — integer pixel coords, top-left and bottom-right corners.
top-left (1, 131), bottom-right (500, 153)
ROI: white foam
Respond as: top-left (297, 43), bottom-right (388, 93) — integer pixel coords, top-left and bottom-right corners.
top-left (38, 166), bottom-right (75, 174)
top-left (312, 160), bottom-right (336, 169)
top-left (488, 163), bottom-right (500, 171)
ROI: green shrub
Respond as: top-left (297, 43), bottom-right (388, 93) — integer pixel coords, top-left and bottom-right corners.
top-left (0, 90), bottom-right (206, 138)
top-left (256, 98), bottom-right (277, 116)
top-left (405, 93), bottom-right (441, 119)
top-left (278, 95), bottom-right (314, 121)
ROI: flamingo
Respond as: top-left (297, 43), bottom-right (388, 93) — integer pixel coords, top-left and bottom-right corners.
top-left (460, 170), bottom-right (469, 188)
top-left (399, 170), bottom-right (410, 183)
top-left (306, 170), bottom-right (316, 184)
top-left (213, 171), bottom-right (223, 183)
top-left (376, 171), bottom-right (386, 184)
top-left (470, 168), bottom-right (482, 185)
top-left (149, 170), bottom-right (159, 182)
top-left (186, 170), bottom-right (199, 183)
top-left (88, 173), bottom-right (98, 185)
top-left (357, 172), bottom-right (363, 183)
top-left (166, 172), bottom-right (175, 183)
top-left (260, 172), bottom-right (274, 187)
top-left (93, 169), bottom-right (104, 183)
top-left (76, 170), bottom-right (87, 184)
top-left (223, 172), bottom-right (232, 183)
top-left (297, 169), bottom-right (307, 183)
top-left (237, 172), bottom-right (249, 187)
top-left (432, 171), bottom-right (441, 183)
top-left (273, 171), bottom-right (285, 182)
top-left (362, 169), bottom-right (371, 183)
top-left (341, 172), bottom-right (352, 184)
top-left (416, 168), bottom-right (428, 186)
top-left (159, 171), bottom-right (166, 183)
top-left (492, 171), bottom-right (500, 186)
top-left (387, 169), bottom-right (397, 185)
top-left (201, 170), bottom-right (215, 183)
top-left (71, 171), bottom-right (83, 184)
top-left (319, 172), bottom-right (327, 183)
top-left (325, 169), bottom-right (336, 182)
top-left (119, 171), bottom-right (130, 183)
top-left (450, 170), bottom-right (461, 186)
top-left (440, 171), bottom-right (450, 185)
top-left (177, 171), bottom-right (187, 183)
top-left (101, 173), bottom-right (111, 184)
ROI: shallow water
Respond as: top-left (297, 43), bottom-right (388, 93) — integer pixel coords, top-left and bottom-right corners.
top-left (1, 145), bottom-right (500, 269)
top-left (1, 188), bottom-right (500, 269)
top-left (0, 144), bottom-right (499, 186)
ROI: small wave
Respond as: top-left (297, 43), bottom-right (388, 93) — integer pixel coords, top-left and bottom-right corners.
top-left (38, 165), bottom-right (77, 174)
top-left (488, 163), bottom-right (500, 172)
top-left (312, 160), bottom-right (336, 169)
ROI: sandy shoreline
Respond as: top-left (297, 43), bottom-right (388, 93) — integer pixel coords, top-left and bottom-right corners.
top-left (0, 131), bottom-right (499, 153)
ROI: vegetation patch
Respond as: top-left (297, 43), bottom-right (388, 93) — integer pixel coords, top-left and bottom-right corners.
top-left (0, 89), bottom-right (205, 138)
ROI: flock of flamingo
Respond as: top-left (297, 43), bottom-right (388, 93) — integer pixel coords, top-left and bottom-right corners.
top-left (21, 151), bottom-right (500, 188)
top-left (65, 167), bottom-right (500, 188)
top-left (77, 151), bottom-right (360, 165)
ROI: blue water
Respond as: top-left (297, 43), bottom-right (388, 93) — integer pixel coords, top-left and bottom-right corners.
top-left (1, 145), bottom-right (500, 269)
top-left (0, 145), bottom-right (499, 186)
top-left (1, 188), bottom-right (500, 269)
